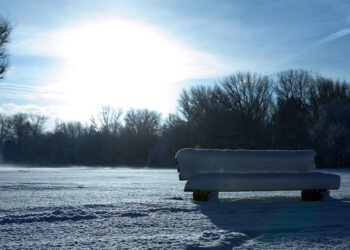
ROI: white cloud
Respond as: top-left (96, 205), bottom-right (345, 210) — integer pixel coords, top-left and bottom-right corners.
top-left (0, 82), bottom-right (44, 100)
top-left (318, 28), bottom-right (350, 45)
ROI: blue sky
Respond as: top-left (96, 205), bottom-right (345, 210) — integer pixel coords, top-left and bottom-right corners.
top-left (0, 0), bottom-right (349, 124)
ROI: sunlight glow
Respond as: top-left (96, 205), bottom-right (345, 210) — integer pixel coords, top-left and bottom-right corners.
top-left (31, 17), bottom-right (226, 121)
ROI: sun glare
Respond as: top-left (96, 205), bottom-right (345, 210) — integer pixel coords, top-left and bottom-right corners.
top-left (33, 17), bottom-right (225, 121)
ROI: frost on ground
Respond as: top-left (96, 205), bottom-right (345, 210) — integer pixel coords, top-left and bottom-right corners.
top-left (1, 167), bottom-right (350, 249)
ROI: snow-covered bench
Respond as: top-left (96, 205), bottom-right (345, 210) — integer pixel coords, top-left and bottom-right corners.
top-left (175, 148), bottom-right (341, 201)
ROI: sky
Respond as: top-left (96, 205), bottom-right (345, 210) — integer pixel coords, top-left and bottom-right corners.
top-left (0, 0), bottom-right (350, 125)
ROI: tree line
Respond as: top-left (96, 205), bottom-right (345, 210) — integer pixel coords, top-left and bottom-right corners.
top-left (0, 69), bottom-right (349, 168)
top-left (174, 70), bottom-right (350, 168)
top-left (0, 108), bottom-right (161, 166)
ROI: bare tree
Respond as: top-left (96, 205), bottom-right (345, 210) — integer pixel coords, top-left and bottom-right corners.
top-left (310, 76), bottom-right (350, 105)
top-left (124, 109), bottom-right (161, 136)
top-left (55, 121), bottom-right (84, 139)
top-left (8, 113), bottom-right (32, 143)
top-left (275, 69), bottom-right (314, 104)
top-left (0, 17), bottom-right (11, 80)
top-left (178, 86), bottom-right (213, 123)
top-left (220, 72), bottom-right (273, 123)
top-left (162, 113), bottom-right (186, 133)
top-left (98, 105), bottom-right (123, 135)
top-left (0, 113), bottom-right (9, 144)
top-left (28, 114), bottom-right (47, 139)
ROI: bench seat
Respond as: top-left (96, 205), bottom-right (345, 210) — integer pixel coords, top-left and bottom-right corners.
top-left (184, 172), bottom-right (340, 192)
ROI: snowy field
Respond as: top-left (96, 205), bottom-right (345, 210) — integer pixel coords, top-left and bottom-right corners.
top-left (1, 166), bottom-right (350, 249)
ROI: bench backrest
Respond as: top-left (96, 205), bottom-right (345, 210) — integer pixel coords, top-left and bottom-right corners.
top-left (175, 148), bottom-right (316, 180)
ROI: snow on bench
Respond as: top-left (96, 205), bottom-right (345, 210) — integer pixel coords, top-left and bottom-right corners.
top-left (175, 148), bottom-right (341, 201)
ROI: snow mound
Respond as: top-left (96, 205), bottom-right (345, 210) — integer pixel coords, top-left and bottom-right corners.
top-left (176, 148), bottom-right (316, 180)
top-left (0, 209), bottom-right (98, 224)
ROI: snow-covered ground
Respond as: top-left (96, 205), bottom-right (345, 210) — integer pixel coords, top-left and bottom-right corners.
top-left (1, 166), bottom-right (350, 249)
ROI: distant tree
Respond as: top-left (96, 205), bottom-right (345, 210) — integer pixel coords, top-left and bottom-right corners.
top-left (87, 106), bottom-right (123, 164)
top-left (97, 105), bottom-right (123, 135)
top-left (272, 70), bottom-right (317, 150)
top-left (178, 86), bottom-right (212, 124)
top-left (178, 72), bottom-right (273, 149)
top-left (28, 114), bottom-right (47, 140)
top-left (148, 113), bottom-right (189, 166)
top-left (272, 97), bottom-right (312, 149)
top-left (9, 113), bottom-right (32, 142)
top-left (162, 113), bottom-right (189, 153)
top-left (218, 72), bottom-right (273, 148)
top-left (308, 76), bottom-right (350, 120)
top-left (275, 69), bottom-right (314, 104)
top-left (312, 100), bottom-right (350, 168)
top-left (162, 113), bottom-right (187, 134)
top-left (124, 109), bottom-right (161, 136)
top-left (0, 113), bottom-right (9, 145)
top-left (220, 72), bottom-right (273, 123)
top-left (1, 113), bottom-right (32, 162)
top-left (178, 86), bottom-right (215, 147)
top-left (0, 17), bottom-right (11, 80)
top-left (55, 121), bottom-right (84, 139)
top-left (123, 109), bottom-right (161, 165)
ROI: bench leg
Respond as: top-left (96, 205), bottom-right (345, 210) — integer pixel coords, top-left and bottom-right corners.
top-left (193, 191), bottom-right (218, 201)
top-left (208, 191), bottom-right (219, 201)
top-left (301, 189), bottom-right (327, 201)
top-left (193, 191), bottom-right (209, 201)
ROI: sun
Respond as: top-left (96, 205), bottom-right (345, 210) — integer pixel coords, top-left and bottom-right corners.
top-left (33, 17), bottom-right (225, 121)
